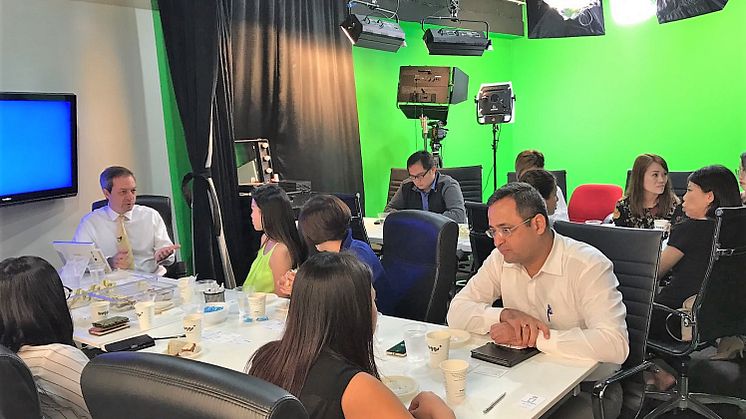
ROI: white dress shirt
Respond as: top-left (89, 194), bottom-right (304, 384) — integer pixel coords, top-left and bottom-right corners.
top-left (550, 186), bottom-right (569, 223)
top-left (74, 204), bottom-right (174, 274)
top-left (447, 232), bottom-right (628, 376)
top-left (17, 343), bottom-right (91, 419)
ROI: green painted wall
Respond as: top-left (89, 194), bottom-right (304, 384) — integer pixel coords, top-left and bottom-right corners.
top-left (354, 3), bottom-right (746, 216)
top-left (152, 8), bottom-right (193, 274)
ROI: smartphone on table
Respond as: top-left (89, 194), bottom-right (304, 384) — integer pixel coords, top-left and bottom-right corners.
top-left (386, 340), bottom-right (407, 357)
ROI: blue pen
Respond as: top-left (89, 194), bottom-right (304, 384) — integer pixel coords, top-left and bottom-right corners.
top-left (546, 304), bottom-right (553, 322)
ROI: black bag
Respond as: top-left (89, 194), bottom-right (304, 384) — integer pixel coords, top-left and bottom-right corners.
top-left (103, 334), bottom-right (155, 352)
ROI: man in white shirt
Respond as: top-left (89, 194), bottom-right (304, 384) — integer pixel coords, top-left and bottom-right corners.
top-left (74, 166), bottom-right (179, 275)
top-left (447, 183), bottom-right (628, 417)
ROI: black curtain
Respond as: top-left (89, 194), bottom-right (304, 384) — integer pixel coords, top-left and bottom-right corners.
top-left (231, 0), bottom-right (365, 198)
top-left (158, 0), bottom-right (247, 285)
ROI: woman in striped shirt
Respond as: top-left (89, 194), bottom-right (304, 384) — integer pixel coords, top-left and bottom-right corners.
top-left (0, 256), bottom-right (91, 419)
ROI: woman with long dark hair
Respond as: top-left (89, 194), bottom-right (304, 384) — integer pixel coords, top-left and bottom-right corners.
top-left (0, 256), bottom-right (91, 418)
top-left (243, 184), bottom-right (306, 296)
top-left (248, 253), bottom-right (453, 419)
top-left (738, 152), bottom-right (746, 204)
top-left (613, 154), bottom-right (680, 229)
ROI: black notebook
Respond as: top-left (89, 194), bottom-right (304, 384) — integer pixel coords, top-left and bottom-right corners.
top-left (470, 342), bottom-right (540, 367)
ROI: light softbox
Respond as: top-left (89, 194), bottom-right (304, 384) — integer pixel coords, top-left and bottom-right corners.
top-left (527, 0), bottom-right (605, 39)
top-left (657, 0), bottom-right (728, 24)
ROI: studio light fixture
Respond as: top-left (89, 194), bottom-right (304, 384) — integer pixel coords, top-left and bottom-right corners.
top-left (542, 0), bottom-right (600, 20)
top-left (611, 0), bottom-right (656, 25)
top-left (340, 1), bottom-right (406, 52)
top-left (421, 0), bottom-right (492, 56)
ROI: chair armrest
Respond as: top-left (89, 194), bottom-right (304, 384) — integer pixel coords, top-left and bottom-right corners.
top-left (592, 361), bottom-right (655, 419)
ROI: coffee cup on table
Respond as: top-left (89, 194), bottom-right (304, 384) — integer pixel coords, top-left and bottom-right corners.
top-left (134, 301), bottom-right (155, 330)
top-left (90, 301), bottom-right (110, 322)
top-left (426, 330), bottom-right (451, 368)
top-left (440, 359), bottom-right (469, 404)
top-left (248, 292), bottom-right (268, 321)
top-left (183, 313), bottom-right (203, 343)
top-left (654, 219), bottom-right (671, 231)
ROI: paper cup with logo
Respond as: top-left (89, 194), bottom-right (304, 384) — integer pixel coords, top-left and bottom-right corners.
top-left (248, 292), bottom-right (268, 321)
top-left (134, 301), bottom-right (155, 330)
top-left (426, 330), bottom-right (451, 368)
top-left (440, 359), bottom-right (469, 404)
top-left (183, 313), bottom-right (203, 343)
top-left (653, 219), bottom-right (671, 231)
top-left (90, 301), bottom-right (110, 322)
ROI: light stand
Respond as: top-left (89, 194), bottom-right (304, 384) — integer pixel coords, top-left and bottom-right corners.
top-left (476, 82), bottom-right (515, 193)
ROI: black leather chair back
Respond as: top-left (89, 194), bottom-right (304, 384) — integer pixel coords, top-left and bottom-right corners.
top-left (380, 210), bottom-right (458, 324)
top-left (387, 168), bottom-right (409, 204)
top-left (693, 206), bottom-right (746, 343)
top-left (465, 201), bottom-right (494, 273)
top-left (440, 165), bottom-right (483, 203)
top-left (625, 170), bottom-right (692, 200)
top-left (553, 221), bottom-right (663, 417)
top-left (332, 192), bottom-right (370, 245)
top-left (508, 170), bottom-right (567, 198)
top-left (92, 195), bottom-right (175, 242)
top-left (81, 352), bottom-right (307, 419)
top-left (0, 344), bottom-right (42, 419)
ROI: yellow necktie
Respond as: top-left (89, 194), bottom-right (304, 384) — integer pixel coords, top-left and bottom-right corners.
top-left (117, 215), bottom-right (135, 270)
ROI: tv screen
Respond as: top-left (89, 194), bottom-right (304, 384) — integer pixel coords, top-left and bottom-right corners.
top-left (0, 92), bottom-right (77, 206)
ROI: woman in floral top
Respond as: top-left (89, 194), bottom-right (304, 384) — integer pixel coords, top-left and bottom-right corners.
top-left (613, 154), bottom-right (681, 229)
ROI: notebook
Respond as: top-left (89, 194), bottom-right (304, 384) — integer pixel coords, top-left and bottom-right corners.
top-left (470, 342), bottom-right (540, 367)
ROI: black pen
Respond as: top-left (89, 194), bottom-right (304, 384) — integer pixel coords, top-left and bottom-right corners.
top-left (483, 392), bottom-right (506, 414)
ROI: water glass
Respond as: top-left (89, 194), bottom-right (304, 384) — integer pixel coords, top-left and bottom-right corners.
top-left (403, 324), bottom-right (428, 364)
top-left (235, 290), bottom-right (250, 322)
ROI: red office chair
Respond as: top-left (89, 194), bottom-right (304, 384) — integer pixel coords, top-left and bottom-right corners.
top-left (567, 184), bottom-right (623, 223)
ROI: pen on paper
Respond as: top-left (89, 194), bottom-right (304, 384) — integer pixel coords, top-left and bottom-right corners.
top-left (483, 392), bottom-right (506, 414)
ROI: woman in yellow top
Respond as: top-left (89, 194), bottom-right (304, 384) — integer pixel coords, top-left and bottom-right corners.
top-left (244, 184), bottom-right (306, 297)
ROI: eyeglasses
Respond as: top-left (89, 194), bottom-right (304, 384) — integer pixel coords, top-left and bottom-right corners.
top-left (486, 217), bottom-right (534, 239)
top-left (408, 170), bottom-right (430, 181)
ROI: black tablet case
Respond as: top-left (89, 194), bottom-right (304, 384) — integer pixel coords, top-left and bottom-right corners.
top-left (470, 342), bottom-right (540, 367)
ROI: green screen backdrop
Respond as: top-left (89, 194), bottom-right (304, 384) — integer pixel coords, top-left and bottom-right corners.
top-left (353, 2), bottom-right (746, 216)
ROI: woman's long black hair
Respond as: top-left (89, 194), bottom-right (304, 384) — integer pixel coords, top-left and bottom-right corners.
top-left (252, 184), bottom-right (306, 267)
top-left (0, 256), bottom-right (75, 352)
top-left (248, 252), bottom-right (378, 395)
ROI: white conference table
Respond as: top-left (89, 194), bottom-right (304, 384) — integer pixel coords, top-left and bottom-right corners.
top-left (73, 288), bottom-right (597, 418)
top-left (364, 217), bottom-right (472, 253)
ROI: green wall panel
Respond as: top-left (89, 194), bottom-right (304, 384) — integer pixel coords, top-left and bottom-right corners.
top-left (354, 3), bottom-right (746, 216)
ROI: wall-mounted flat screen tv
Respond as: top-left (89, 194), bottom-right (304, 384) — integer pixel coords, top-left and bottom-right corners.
top-left (0, 92), bottom-right (78, 207)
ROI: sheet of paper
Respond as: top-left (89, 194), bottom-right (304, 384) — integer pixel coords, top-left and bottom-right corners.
top-left (261, 319), bottom-right (285, 332)
top-left (202, 330), bottom-right (251, 344)
top-left (471, 364), bottom-right (509, 378)
top-left (518, 394), bottom-right (545, 410)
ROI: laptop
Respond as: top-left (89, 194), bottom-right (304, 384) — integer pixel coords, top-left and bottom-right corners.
top-left (470, 342), bottom-right (540, 367)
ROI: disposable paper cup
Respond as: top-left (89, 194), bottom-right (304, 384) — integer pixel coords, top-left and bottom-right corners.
top-left (404, 324), bottom-right (428, 364)
top-left (654, 219), bottom-right (671, 231)
top-left (179, 286), bottom-right (193, 304)
top-left (440, 359), bottom-right (469, 404)
top-left (426, 330), bottom-right (451, 368)
top-left (134, 301), bottom-right (155, 330)
top-left (90, 301), bottom-right (110, 322)
top-left (183, 314), bottom-right (203, 343)
top-left (248, 292), bottom-right (268, 320)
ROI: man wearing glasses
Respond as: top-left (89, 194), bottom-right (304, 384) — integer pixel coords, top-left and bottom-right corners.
top-left (384, 150), bottom-right (466, 223)
top-left (447, 183), bottom-right (628, 417)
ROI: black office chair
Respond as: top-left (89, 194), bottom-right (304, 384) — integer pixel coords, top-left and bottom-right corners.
top-left (81, 352), bottom-right (308, 419)
top-left (625, 170), bottom-right (692, 201)
top-left (92, 195), bottom-right (187, 278)
top-left (553, 221), bottom-right (664, 419)
top-left (378, 210), bottom-right (458, 324)
top-left (643, 206), bottom-right (746, 419)
top-left (0, 344), bottom-right (42, 419)
top-left (440, 165), bottom-right (483, 203)
top-left (465, 201), bottom-right (494, 275)
top-left (508, 169), bottom-right (568, 198)
top-left (332, 192), bottom-right (370, 245)
top-left (386, 168), bottom-right (409, 204)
